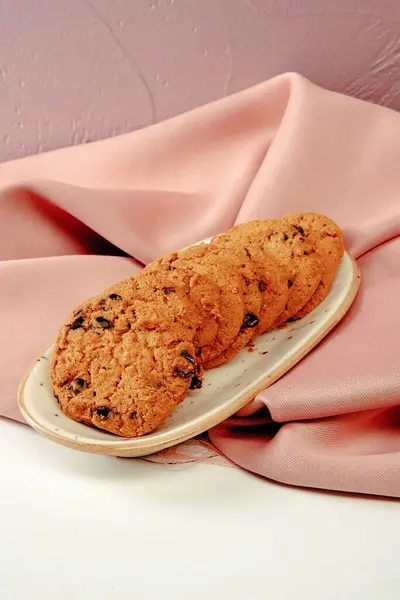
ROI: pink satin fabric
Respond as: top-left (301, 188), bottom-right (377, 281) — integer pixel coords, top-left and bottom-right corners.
top-left (1, 73), bottom-right (399, 497)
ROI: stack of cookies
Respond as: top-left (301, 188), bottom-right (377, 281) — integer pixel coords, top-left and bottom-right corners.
top-left (51, 213), bottom-right (345, 438)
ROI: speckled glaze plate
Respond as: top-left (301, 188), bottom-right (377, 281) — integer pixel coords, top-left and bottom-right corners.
top-left (18, 251), bottom-right (360, 457)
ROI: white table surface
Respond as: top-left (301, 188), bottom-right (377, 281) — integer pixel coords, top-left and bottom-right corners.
top-left (1, 418), bottom-right (399, 600)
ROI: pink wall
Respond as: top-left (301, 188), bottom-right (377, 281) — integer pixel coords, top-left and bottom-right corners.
top-left (1, 0), bottom-right (400, 163)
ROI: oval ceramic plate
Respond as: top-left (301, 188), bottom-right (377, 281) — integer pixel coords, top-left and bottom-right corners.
top-left (18, 251), bottom-right (360, 457)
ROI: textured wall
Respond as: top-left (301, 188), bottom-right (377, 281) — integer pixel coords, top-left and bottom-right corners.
top-left (1, 0), bottom-right (400, 162)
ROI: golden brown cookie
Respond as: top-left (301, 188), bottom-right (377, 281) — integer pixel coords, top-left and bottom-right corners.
top-left (211, 231), bottom-right (289, 335)
top-left (136, 265), bottom-right (222, 358)
top-left (51, 276), bottom-right (203, 437)
top-left (147, 244), bottom-right (245, 364)
top-left (282, 213), bottom-right (345, 319)
top-left (226, 219), bottom-right (323, 325)
top-left (198, 245), bottom-right (262, 368)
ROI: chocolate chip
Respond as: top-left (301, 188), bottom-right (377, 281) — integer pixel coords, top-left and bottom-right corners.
top-left (163, 287), bottom-right (176, 295)
top-left (244, 278), bottom-right (250, 286)
top-left (94, 406), bottom-right (112, 419)
top-left (181, 350), bottom-right (195, 365)
top-left (67, 379), bottom-right (87, 394)
top-left (93, 392), bottom-right (97, 397)
top-left (241, 313), bottom-right (259, 331)
top-left (54, 394), bottom-right (59, 403)
top-left (284, 233), bottom-right (289, 241)
top-left (295, 225), bottom-right (305, 236)
top-left (288, 280), bottom-right (294, 288)
top-left (189, 375), bottom-right (203, 390)
top-left (244, 247), bottom-right (252, 259)
top-left (109, 293), bottom-right (122, 300)
top-left (304, 251), bottom-right (309, 255)
top-left (258, 281), bottom-right (265, 292)
top-left (70, 316), bottom-right (85, 330)
top-left (287, 317), bottom-right (295, 322)
top-left (174, 367), bottom-right (196, 379)
top-left (130, 411), bottom-right (137, 419)
top-left (95, 316), bottom-right (113, 329)
top-left (68, 381), bottom-right (84, 395)
top-left (262, 351), bottom-right (268, 355)
top-left (127, 323), bottom-right (132, 329)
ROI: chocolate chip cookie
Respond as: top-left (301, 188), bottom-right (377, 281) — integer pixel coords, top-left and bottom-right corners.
top-left (136, 265), bottom-right (222, 358)
top-left (199, 245), bottom-right (262, 368)
top-left (226, 219), bottom-right (323, 325)
top-left (282, 213), bottom-right (345, 318)
top-left (51, 276), bottom-right (203, 437)
top-left (211, 231), bottom-right (289, 335)
top-left (147, 244), bottom-right (245, 364)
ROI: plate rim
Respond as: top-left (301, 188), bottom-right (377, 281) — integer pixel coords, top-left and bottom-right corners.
top-left (18, 252), bottom-right (361, 457)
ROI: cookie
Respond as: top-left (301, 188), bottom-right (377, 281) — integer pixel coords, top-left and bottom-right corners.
top-left (199, 245), bottom-right (262, 368)
top-left (51, 276), bottom-right (203, 437)
top-left (136, 265), bottom-right (222, 358)
top-left (147, 244), bottom-right (245, 363)
top-left (226, 219), bottom-right (323, 325)
top-left (211, 232), bottom-right (289, 335)
top-left (282, 213), bottom-right (345, 318)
